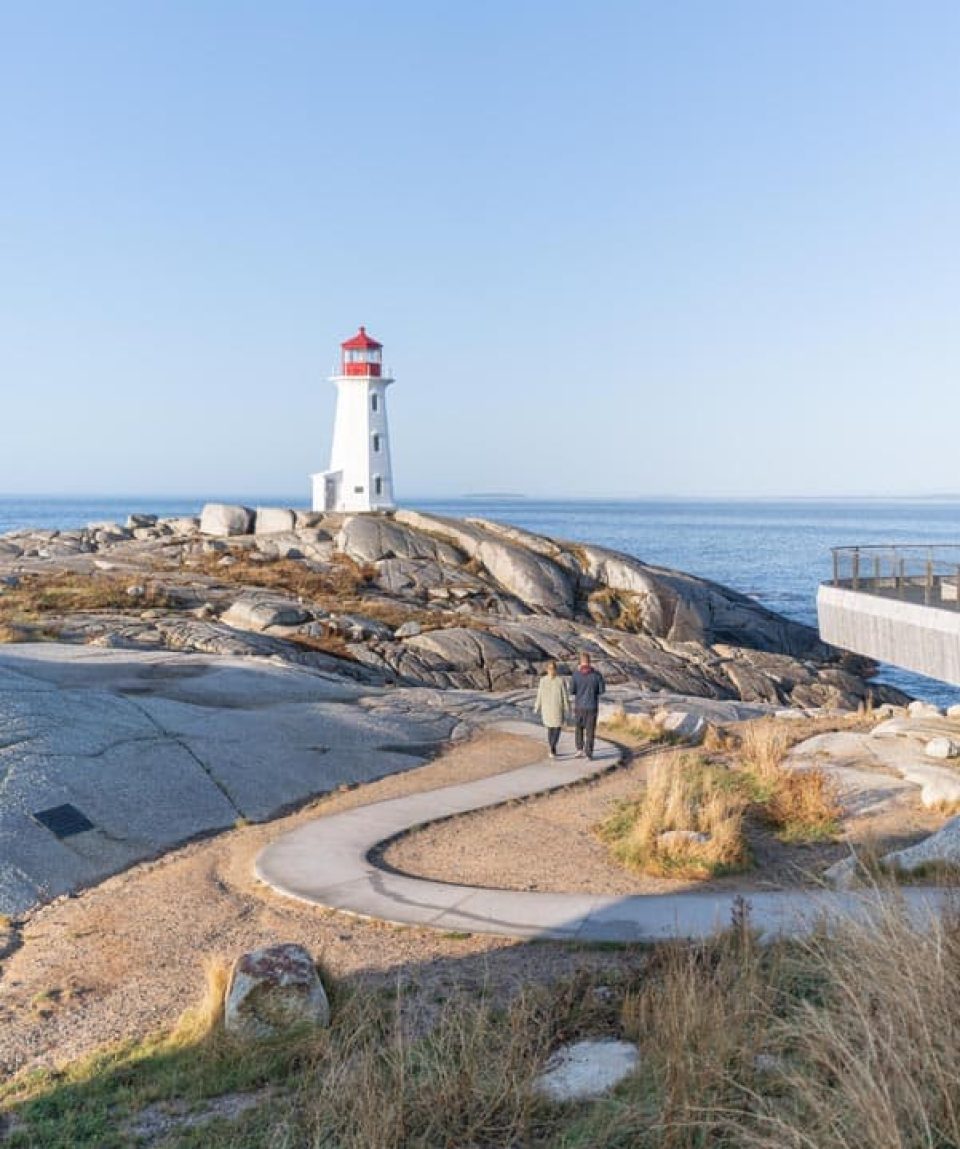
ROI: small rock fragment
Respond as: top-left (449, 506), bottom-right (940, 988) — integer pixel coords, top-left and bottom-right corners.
top-left (534, 1039), bottom-right (639, 1102)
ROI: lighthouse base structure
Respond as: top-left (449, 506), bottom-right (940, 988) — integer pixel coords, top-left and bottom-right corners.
top-left (311, 468), bottom-right (396, 514)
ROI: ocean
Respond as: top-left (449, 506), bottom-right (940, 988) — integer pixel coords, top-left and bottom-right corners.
top-left (2, 495), bottom-right (959, 706)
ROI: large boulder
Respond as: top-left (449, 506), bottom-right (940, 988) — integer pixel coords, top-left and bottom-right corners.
top-left (255, 507), bottom-right (297, 535)
top-left (659, 709), bottom-right (708, 743)
top-left (394, 509), bottom-right (485, 557)
top-left (221, 594), bottom-right (312, 631)
top-left (200, 503), bottom-right (254, 537)
top-left (224, 943), bottom-right (330, 1039)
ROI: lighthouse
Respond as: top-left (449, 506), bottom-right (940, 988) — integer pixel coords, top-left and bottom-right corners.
top-left (311, 326), bottom-right (396, 513)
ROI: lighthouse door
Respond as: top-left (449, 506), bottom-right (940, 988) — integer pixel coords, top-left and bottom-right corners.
top-left (324, 475), bottom-right (340, 511)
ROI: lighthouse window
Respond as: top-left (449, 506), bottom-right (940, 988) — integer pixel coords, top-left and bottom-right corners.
top-left (373, 433), bottom-right (381, 452)
top-left (371, 393), bottom-right (378, 412)
top-left (374, 477), bottom-right (383, 496)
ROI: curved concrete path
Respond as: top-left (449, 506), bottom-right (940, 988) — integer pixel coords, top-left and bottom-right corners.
top-left (255, 721), bottom-right (955, 942)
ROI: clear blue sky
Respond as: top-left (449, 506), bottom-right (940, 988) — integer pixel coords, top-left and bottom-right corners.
top-left (2, 1), bottom-right (958, 499)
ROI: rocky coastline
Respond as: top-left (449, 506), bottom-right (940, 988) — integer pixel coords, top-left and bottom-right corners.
top-left (0, 503), bottom-right (903, 709)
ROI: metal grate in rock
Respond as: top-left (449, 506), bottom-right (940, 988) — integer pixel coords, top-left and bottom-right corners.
top-left (32, 803), bottom-right (95, 839)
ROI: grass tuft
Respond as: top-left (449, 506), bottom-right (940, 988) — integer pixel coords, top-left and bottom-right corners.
top-left (601, 707), bottom-right (682, 747)
top-left (598, 753), bottom-right (750, 878)
top-left (735, 718), bottom-right (844, 842)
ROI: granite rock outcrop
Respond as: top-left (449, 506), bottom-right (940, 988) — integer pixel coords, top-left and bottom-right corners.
top-left (0, 505), bottom-right (902, 709)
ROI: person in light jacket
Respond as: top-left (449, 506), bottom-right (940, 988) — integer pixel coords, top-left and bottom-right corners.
top-left (534, 660), bottom-right (570, 759)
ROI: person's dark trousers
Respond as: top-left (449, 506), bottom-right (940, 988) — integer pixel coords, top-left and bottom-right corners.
top-left (547, 726), bottom-right (561, 755)
top-left (575, 709), bottom-right (598, 758)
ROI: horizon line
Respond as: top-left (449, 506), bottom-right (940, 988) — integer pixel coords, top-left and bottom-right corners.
top-left (5, 492), bottom-right (960, 504)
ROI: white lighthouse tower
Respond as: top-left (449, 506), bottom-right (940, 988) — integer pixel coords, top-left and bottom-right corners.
top-left (311, 326), bottom-right (396, 513)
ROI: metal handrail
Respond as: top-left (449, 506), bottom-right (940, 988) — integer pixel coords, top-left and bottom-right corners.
top-left (829, 544), bottom-right (960, 609)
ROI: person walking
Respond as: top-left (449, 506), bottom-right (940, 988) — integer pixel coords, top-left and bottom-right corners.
top-left (533, 661), bottom-right (570, 759)
top-left (571, 652), bottom-right (605, 759)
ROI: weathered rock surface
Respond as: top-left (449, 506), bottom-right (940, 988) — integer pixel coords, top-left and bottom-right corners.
top-left (534, 1039), bottom-right (640, 1101)
top-left (0, 643), bottom-right (466, 915)
top-left (224, 943), bottom-right (330, 1038)
top-left (883, 817), bottom-right (960, 874)
top-left (908, 700), bottom-right (943, 720)
top-left (788, 716), bottom-right (960, 814)
top-left (660, 710), bottom-right (708, 743)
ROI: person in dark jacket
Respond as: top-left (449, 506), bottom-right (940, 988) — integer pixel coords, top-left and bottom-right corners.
top-left (571, 652), bottom-right (605, 759)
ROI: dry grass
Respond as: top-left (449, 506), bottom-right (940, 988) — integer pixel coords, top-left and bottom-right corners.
top-left (0, 572), bottom-right (173, 642)
top-left (298, 985), bottom-right (553, 1149)
top-left (601, 706), bottom-right (682, 747)
top-left (561, 896), bottom-right (960, 1149)
top-left (6, 899), bottom-right (960, 1148)
top-left (0, 622), bottom-right (31, 643)
top-left (189, 552), bottom-right (374, 602)
top-left (602, 716), bottom-right (856, 881)
top-left (766, 766), bottom-right (844, 841)
top-left (737, 717), bottom-right (794, 781)
top-left (735, 717), bottom-right (845, 842)
top-left (723, 898), bottom-right (960, 1149)
top-left (169, 956), bottom-right (231, 1046)
top-left (192, 552), bottom-right (440, 635)
top-left (598, 753), bottom-right (750, 878)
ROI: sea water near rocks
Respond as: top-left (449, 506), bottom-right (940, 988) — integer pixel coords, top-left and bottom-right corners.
top-left (2, 495), bottom-right (959, 707)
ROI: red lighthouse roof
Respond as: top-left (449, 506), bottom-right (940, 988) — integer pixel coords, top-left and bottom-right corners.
top-left (341, 326), bottom-right (382, 350)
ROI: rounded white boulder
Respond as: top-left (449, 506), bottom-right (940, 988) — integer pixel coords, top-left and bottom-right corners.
top-left (534, 1039), bottom-right (640, 1102)
top-left (925, 737), bottom-right (960, 760)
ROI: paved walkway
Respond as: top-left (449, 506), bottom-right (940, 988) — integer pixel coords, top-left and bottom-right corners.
top-left (255, 721), bottom-right (955, 942)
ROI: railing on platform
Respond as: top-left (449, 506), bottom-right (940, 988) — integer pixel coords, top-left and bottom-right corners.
top-left (829, 544), bottom-right (960, 610)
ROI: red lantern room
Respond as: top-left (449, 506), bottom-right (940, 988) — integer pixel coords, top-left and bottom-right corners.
top-left (340, 326), bottom-right (383, 377)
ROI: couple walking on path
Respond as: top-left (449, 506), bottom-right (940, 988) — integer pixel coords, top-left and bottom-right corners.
top-left (533, 654), bottom-right (606, 760)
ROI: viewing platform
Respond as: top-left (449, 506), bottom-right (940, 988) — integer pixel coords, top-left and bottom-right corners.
top-left (818, 545), bottom-right (960, 686)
